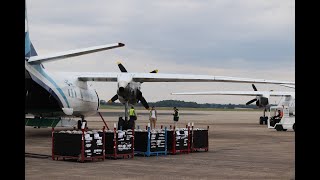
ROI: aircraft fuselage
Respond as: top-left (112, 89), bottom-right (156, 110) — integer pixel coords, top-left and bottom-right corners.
top-left (25, 62), bottom-right (99, 118)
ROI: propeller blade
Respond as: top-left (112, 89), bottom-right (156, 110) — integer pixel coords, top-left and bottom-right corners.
top-left (139, 95), bottom-right (150, 110)
top-left (117, 62), bottom-right (127, 72)
top-left (136, 89), bottom-right (150, 109)
top-left (252, 84), bottom-right (257, 91)
top-left (108, 94), bottom-right (118, 103)
top-left (150, 69), bottom-right (158, 73)
top-left (246, 98), bottom-right (257, 105)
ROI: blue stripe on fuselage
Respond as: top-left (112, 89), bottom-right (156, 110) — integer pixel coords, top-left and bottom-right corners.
top-left (29, 73), bottom-right (63, 108)
top-left (33, 65), bottom-right (70, 108)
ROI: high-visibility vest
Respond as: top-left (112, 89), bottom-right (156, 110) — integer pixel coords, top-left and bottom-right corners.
top-left (129, 108), bottom-right (136, 116)
top-left (174, 110), bottom-right (179, 117)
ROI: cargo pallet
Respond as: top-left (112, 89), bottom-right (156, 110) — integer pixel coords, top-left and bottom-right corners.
top-left (134, 126), bottom-right (167, 157)
top-left (105, 127), bottom-right (134, 159)
top-left (52, 127), bottom-right (106, 163)
top-left (190, 125), bottom-right (209, 152)
top-left (167, 126), bottom-right (191, 155)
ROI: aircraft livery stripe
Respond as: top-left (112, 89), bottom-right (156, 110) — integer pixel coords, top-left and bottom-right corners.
top-left (29, 73), bottom-right (64, 108)
top-left (33, 65), bottom-right (70, 108)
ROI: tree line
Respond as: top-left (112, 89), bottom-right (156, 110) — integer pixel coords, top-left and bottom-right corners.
top-left (100, 99), bottom-right (269, 109)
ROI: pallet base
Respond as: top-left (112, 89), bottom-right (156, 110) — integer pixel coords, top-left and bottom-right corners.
top-left (105, 153), bottom-right (134, 159)
top-left (192, 147), bottom-right (208, 152)
top-left (135, 151), bottom-right (167, 157)
top-left (53, 155), bottom-right (104, 162)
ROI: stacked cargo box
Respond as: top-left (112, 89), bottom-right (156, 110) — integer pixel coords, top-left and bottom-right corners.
top-left (167, 127), bottom-right (190, 154)
top-left (104, 128), bottom-right (134, 159)
top-left (190, 126), bottom-right (209, 152)
top-left (52, 128), bottom-right (105, 162)
top-left (134, 127), bottom-right (167, 156)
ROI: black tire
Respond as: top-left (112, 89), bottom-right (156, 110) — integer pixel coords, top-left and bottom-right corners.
top-left (264, 117), bottom-right (268, 125)
top-left (293, 124), bottom-right (295, 132)
top-left (283, 129), bottom-right (287, 131)
top-left (275, 125), bottom-right (283, 131)
top-left (259, 119), bottom-right (263, 125)
top-left (77, 120), bottom-right (82, 130)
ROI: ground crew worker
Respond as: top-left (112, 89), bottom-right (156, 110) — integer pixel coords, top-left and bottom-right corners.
top-left (274, 109), bottom-right (283, 124)
top-left (172, 107), bottom-right (179, 127)
top-left (149, 106), bottom-right (157, 130)
top-left (129, 106), bottom-right (137, 129)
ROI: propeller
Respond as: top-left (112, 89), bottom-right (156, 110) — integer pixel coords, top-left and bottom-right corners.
top-left (137, 89), bottom-right (150, 110)
top-left (252, 84), bottom-right (257, 91)
top-left (246, 84), bottom-right (259, 105)
top-left (117, 61), bottom-right (127, 72)
top-left (246, 98), bottom-right (257, 105)
top-left (113, 62), bottom-right (153, 110)
top-left (108, 94), bottom-right (118, 103)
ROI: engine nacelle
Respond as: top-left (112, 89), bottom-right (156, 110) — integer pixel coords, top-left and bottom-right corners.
top-left (256, 97), bottom-right (269, 107)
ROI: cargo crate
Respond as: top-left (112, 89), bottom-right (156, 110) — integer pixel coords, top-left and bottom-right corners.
top-left (190, 125), bottom-right (209, 152)
top-left (167, 126), bottom-right (190, 155)
top-left (52, 127), bottom-right (105, 162)
top-left (104, 127), bottom-right (134, 159)
top-left (134, 127), bottom-right (167, 157)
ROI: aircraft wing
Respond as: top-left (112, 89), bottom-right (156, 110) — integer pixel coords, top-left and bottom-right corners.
top-left (78, 72), bottom-right (295, 85)
top-left (27, 43), bottom-right (125, 64)
top-left (78, 73), bottom-right (119, 82)
top-left (279, 84), bottom-right (295, 89)
top-left (171, 91), bottom-right (294, 97)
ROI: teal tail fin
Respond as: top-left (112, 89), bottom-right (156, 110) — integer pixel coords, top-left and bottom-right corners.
top-left (25, 1), bottom-right (37, 59)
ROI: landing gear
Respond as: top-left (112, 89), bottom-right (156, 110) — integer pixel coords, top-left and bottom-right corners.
top-left (259, 108), bottom-right (268, 125)
top-left (77, 120), bottom-right (82, 130)
top-left (124, 102), bottom-right (129, 121)
top-left (259, 116), bottom-right (268, 125)
top-left (78, 116), bottom-right (88, 130)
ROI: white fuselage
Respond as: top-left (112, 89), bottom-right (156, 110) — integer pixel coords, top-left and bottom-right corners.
top-left (25, 61), bottom-right (99, 117)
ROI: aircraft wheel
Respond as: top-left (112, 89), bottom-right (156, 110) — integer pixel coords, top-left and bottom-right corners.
top-left (293, 124), bottom-right (295, 132)
top-left (77, 120), bottom-right (82, 130)
top-left (259, 119), bottom-right (263, 125)
top-left (283, 129), bottom-right (287, 131)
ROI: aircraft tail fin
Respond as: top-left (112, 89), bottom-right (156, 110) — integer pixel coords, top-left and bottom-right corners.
top-left (25, 1), bottom-right (37, 59)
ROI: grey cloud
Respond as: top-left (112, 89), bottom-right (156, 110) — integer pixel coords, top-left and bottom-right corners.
top-left (27, 0), bottom-right (294, 104)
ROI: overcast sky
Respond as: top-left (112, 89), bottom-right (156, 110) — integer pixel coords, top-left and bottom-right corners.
top-left (26, 0), bottom-right (295, 104)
